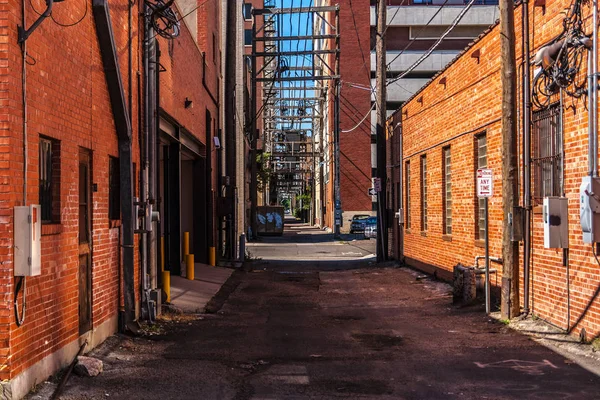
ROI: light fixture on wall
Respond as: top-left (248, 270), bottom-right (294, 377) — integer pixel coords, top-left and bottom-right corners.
top-left (184, 97), bottom-right (193, 109)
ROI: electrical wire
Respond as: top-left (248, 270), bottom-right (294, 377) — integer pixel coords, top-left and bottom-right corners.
top-left (386, 0), bottom-right (480, 87)
top-left (50, 0), bottom-right (87, 27)
top-left (385, 0), bottom-right (451, 71)
top-left (341, 103), bottom-right (376, 133)
top-left (14, 277), bottom-right (26, 327)
top-left (531, 0), bottom-right (590, 109)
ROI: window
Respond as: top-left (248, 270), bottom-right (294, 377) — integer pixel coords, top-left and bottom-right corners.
top-left (243, 3), bottom-right (253, 20)
top-left (109, 157), bottom-right (120, 220)
top-left (39, 136), bottom-right (60, 223)
top-left (476, 133), bottom-right (487, 239)
top-left (405, 161), bottom-right (411, 229)
top-left (244, 29), bottom-right (252, 46)
top-left (443, 146), bottom-right (452, 235)
top-left (420, 155), bottom-right (427, 231)
top-left (532, 104), bottom-right (563, 203)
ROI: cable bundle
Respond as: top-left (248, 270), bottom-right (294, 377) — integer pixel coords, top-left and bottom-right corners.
top-left (532, 0), bottom-right (591, 109)
top-left (146, 0), bottom-right (180, 39)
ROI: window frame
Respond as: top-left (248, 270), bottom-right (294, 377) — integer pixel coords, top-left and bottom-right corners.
top-left (532, 103), bottom-right (563, 203)
top-left (39, 135), bottom-right (61, 224)
top-left (109, 156), bottom-right (121, 221)
top-left (243, 3), bottom-right (253, 20)
top-left (442, 146), bottom-right (452, 235)
top-left (405, 161), bottom-right (411, 229)
top-left (420, 154), bottom-right (427, 232)
top-left (475, 132), bottom-right (487, 240)
top-left (244, 29), bottom-right (253, 47)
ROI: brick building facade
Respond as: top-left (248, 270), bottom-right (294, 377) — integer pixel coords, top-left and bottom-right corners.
top-left (390, 0), bottom-right (600, 338)
top-left (0, 0), bottom-right (223, 397)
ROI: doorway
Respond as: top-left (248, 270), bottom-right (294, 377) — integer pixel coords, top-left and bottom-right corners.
top-left (78, 149), bottom-right (92, 334)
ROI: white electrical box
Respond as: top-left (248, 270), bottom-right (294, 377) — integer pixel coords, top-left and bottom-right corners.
top-left (14, 205), bottom-right (41, 276)
top-left (543, 197), bottom-right (568, 249)
top-left (580, 176), bottom-right (600, 243)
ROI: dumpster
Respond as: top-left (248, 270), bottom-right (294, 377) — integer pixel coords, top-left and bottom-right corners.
top-left (256, 206), bottom-right (285, 236)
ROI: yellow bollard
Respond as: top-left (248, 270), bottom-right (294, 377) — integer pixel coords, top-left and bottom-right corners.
top-left (162, 271), bottom-right (171, 303)
top-left (209, 246), bottom-right (216, 266)
top-left (183, 232), bottom-right (190, 256)
top-left (160, 236), bottom-right (165, 272)
top-left (186, 254), bottom-right (195, 281)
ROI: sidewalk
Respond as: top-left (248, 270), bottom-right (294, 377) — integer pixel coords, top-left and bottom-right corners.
top-left (169, 263), bottom-right (234, 313)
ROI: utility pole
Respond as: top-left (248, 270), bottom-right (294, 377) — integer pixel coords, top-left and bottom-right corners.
top-left (250, 17), bottom-right (258, 240)
top-left (499, 0), bottom-right (520, 319)
top-left (376, 0), bottom-right (388, 262)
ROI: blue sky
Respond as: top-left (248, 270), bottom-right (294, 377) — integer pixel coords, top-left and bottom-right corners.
top-left (271, 0), bottom-right (315, 133)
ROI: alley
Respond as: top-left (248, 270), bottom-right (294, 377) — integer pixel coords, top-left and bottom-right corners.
top-left (32, 223), bottom-right (600, 400)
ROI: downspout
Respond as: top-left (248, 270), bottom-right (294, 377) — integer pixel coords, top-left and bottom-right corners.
top-left (594, 0), bottom-right (599, 177)
top-left (149, 34), bottom-right (158, 291)
top-left (93, 0), bottom-right (137, 331)
top-left (522, 0), bottom-right (532, 314)
top-left (140, 2), bottom-right (154, 320)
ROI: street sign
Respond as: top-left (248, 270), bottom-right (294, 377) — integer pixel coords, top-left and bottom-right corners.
top-left (477, 168), bottom-right (493, 198)
top-left (368, 188), bottom-right (376, 196)
top-left (373, 177), bottom-right (382, 192)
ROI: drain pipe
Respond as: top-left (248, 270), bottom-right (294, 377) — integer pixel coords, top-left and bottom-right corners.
top-left (594, 0), bottom-right (599, 177)
top-left (522, 0), bottom-right (532, 314)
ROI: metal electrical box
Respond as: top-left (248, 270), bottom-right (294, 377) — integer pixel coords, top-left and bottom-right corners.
top-left (543, 197), bottom-right (568, 248)
top-left (14, 205), bottom-right (41, 276)
top-left (580, 176), bottom-right (600, 243)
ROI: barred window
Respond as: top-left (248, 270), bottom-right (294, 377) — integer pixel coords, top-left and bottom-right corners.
top-left (532, 104), bottom-right (563, 203)
top-left (443, 146), bottom-right (452, 235)
top-left (476, 134), bottom-right (487, 240)
top-left (405, 161), bottom-right (411, 229)
top-left (421, 155), bottom-right (427, 231)
top-left (39, 136), bottom-right (61, 223)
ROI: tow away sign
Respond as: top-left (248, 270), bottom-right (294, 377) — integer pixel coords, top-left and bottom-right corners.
top-left (477, 169), bottom-right (493, 198)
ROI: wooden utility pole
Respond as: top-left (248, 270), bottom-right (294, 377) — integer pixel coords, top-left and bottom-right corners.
top-left (376, 0), bottom-right (388, 262)
top-left (499, 0), bottom-right (520, 319)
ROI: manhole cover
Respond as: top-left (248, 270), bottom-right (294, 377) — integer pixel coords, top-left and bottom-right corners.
top-left (351, 333), bottom-right (403, 350)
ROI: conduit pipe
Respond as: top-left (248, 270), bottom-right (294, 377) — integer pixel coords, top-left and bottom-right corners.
top-left (593, 0), bottom-right (599, 177)
top-left (522, 0), bottom-right (532, 314)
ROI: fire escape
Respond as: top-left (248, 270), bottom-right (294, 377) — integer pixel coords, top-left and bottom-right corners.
top-left (249, 3), bottom-right (340, 232)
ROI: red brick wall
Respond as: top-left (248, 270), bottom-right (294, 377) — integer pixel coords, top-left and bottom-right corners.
top-left (338, 0), bottom-right (372, 212)
top-left (1, 0), bottom-right (222, 384)
top-left (399, 0), bottom-right (600, 337)
top-left (3, 0), bottom-right (143, 378)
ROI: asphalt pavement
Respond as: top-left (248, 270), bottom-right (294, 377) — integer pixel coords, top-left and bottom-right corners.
top-left (29, 220), bottom-right (600, 400)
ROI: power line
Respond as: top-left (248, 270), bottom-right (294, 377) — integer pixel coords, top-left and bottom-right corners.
top-left (387, 0), bottom-right (482, 87)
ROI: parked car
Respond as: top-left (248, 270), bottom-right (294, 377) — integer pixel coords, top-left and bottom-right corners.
top-left (363, 216), bottom-right (377, 239)
top-left (349, 214), bottom-right (371, 233)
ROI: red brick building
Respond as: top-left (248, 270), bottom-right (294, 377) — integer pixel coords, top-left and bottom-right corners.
top-left (390, 0), bottom-right (600, 338)
top-left (0, 0), bottom-right (222, 396)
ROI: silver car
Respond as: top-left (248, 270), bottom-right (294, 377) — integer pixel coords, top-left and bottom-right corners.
top-left (364, 217), bottom-right (377, 239)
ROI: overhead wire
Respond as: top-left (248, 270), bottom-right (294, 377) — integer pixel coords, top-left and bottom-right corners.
top-left (386, 0), bottom-right (481, 87)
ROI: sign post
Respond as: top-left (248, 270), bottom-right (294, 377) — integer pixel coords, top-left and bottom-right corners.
top-left (477, 168), bottom-right (493, 314)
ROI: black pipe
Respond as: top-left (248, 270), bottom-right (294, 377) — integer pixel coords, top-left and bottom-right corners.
top-left (522, 0), bottom-right (532, 315)
top-left (93, 0), bottom-right (136, 331)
